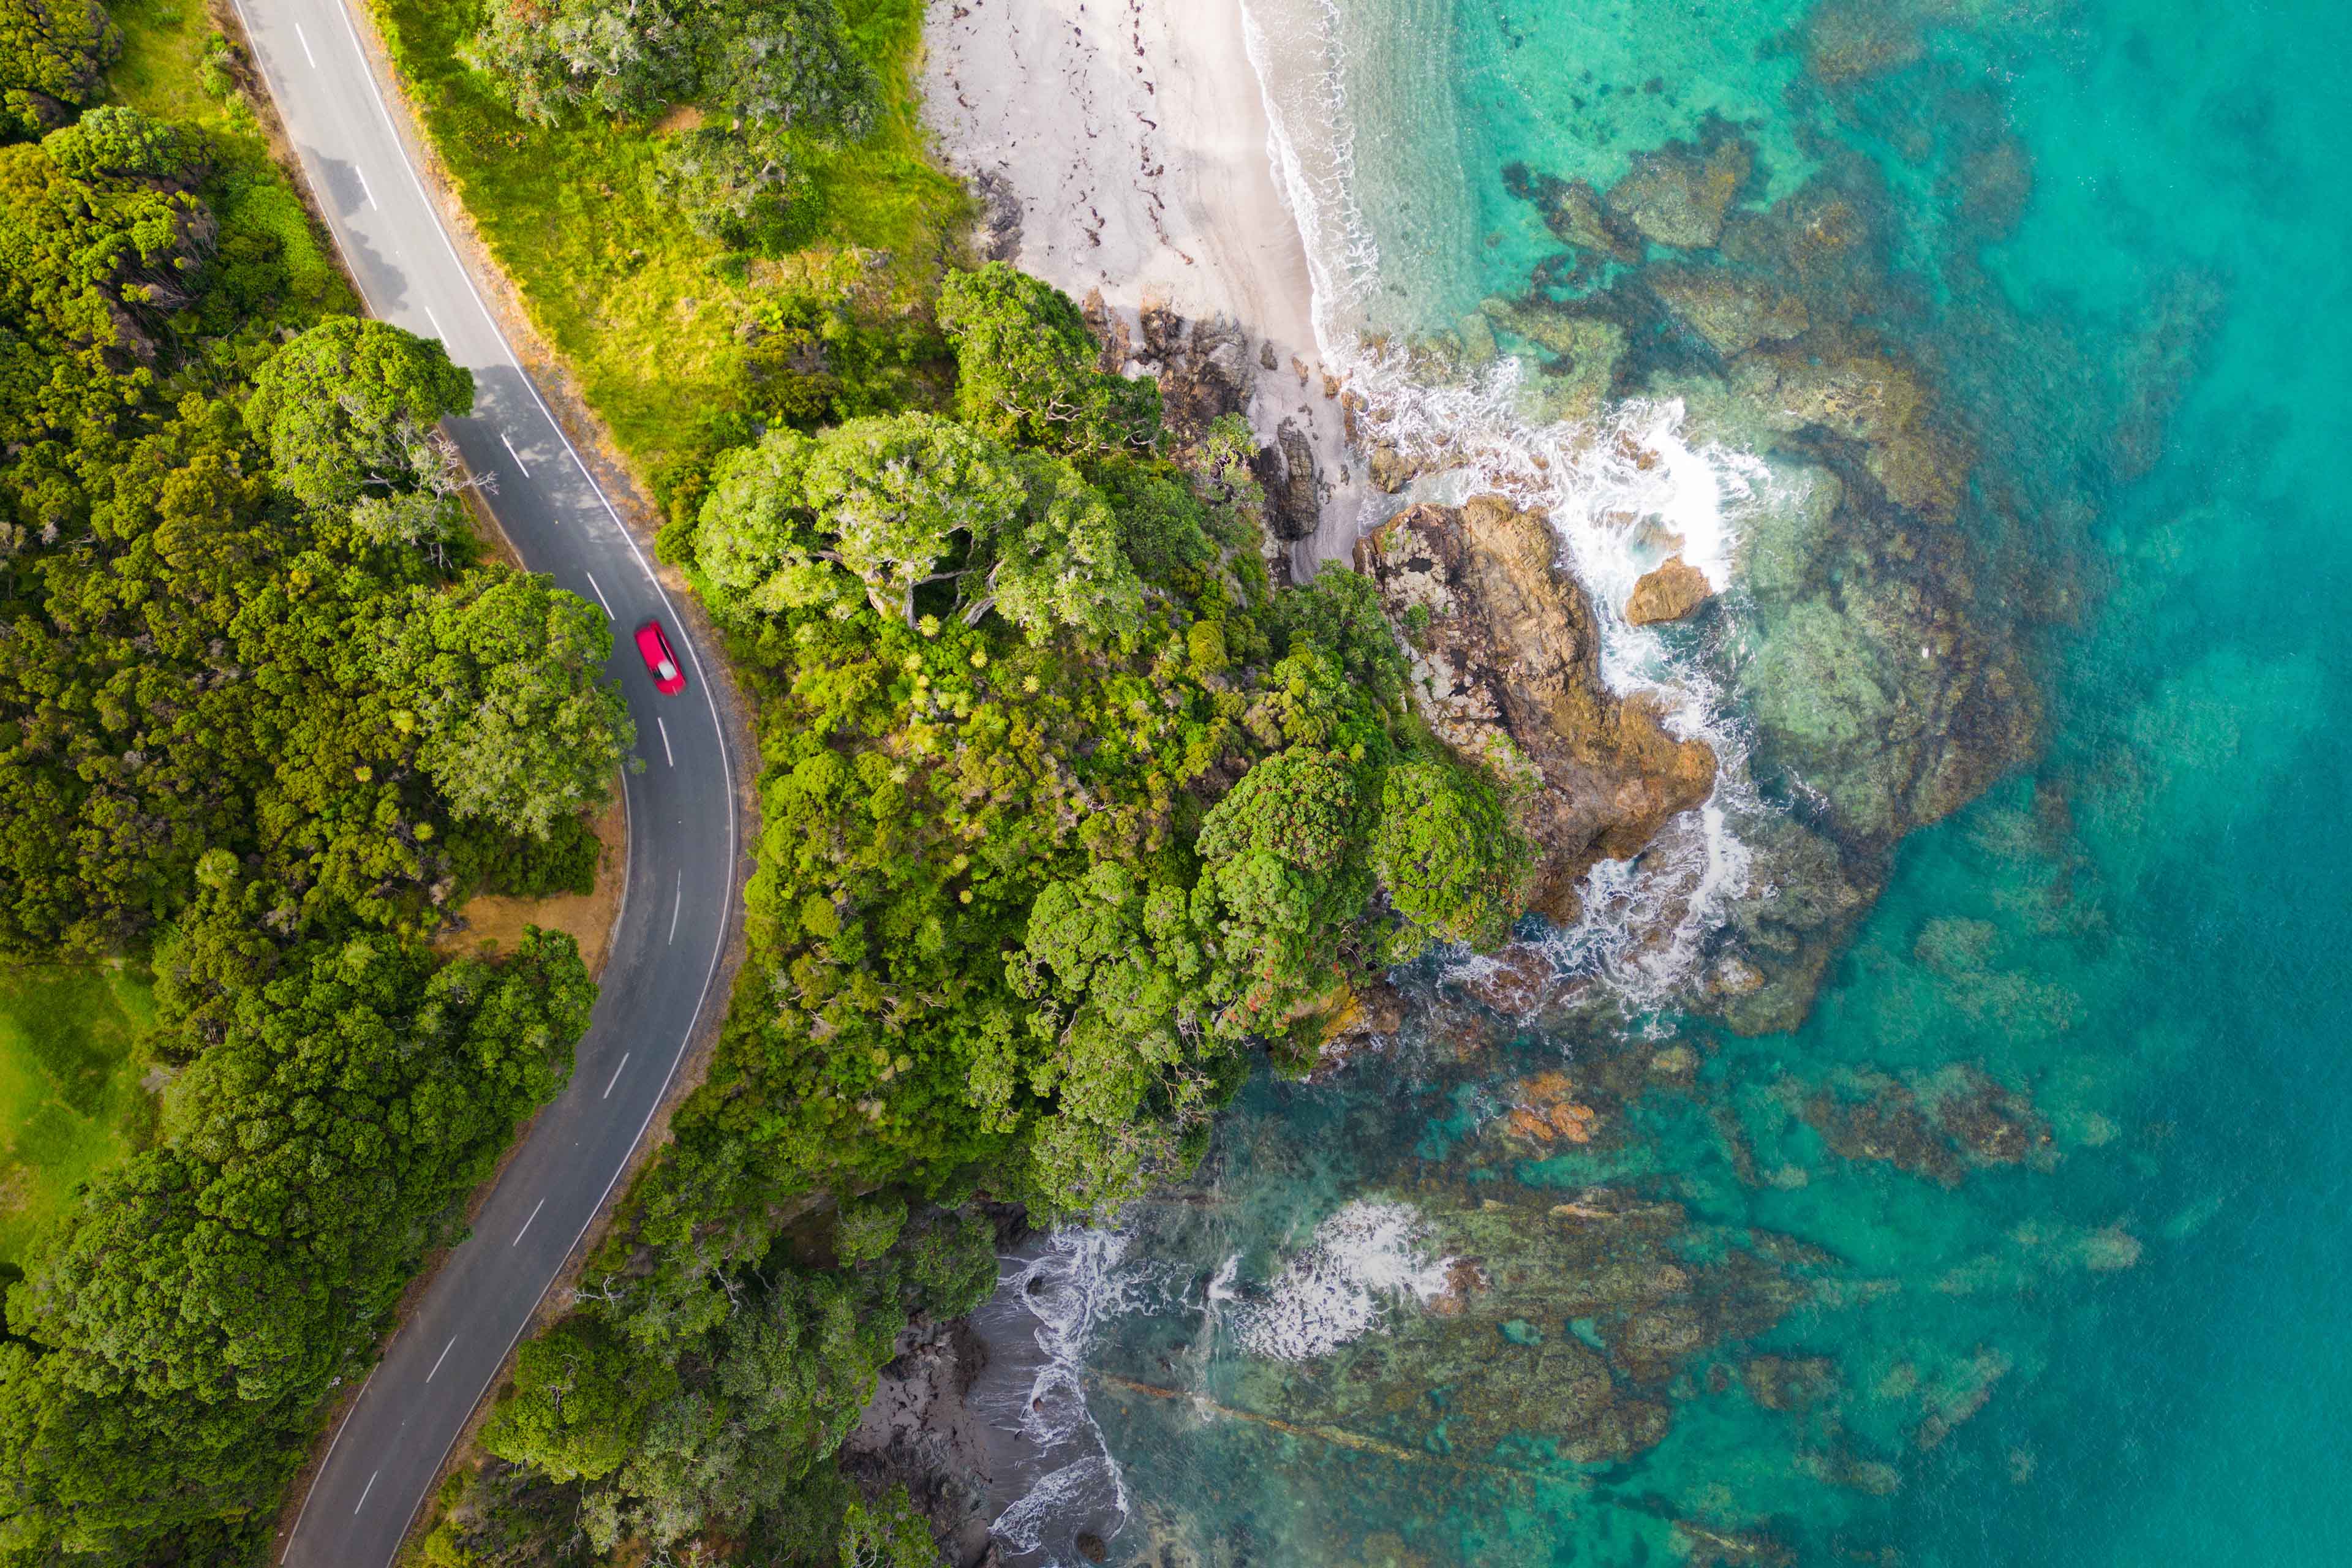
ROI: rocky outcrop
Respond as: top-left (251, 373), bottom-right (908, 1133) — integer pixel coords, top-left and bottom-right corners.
top-left (1254, 418), bottom-right (1322, 541)
top-left (1626, 556), bottom-right (1713, 625)
top-left (1137, 301), bottom-right (1254, 440)
top-left (1357, 496), bottom-right (1716, 922)
top-left (968, 167), bottom-right (1023, 263)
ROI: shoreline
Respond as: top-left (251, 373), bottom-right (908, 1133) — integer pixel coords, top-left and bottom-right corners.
top-left (921, 0), bottom-right (1369, 571)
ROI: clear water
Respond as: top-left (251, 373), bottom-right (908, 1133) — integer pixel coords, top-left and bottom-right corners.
top-left (993, 0), bottom-right (2352, 1562)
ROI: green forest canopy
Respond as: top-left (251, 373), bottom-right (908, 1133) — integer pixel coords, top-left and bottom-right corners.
top-left (0, 7), bottom-right (628, 1558)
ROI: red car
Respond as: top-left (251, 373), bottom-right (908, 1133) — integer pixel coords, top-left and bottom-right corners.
top-left (635, 619), bottom-right (687, 695)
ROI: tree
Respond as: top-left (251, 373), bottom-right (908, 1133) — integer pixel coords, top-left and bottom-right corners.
top-left (1191, 745), bottom-right (1371, 1038)
top-left (693, 413), bottom-right (1142, 639)
top-left (464, 0), bottom-right (873, 140)
top-left (0, 0), bottom-right (118, 140)
top-left (40, 104), bottom-right (203, 183)
top-left (243, 317), bottom-right (473, 507)
top-left (481, 1318), bottom-right (675, 1484)
top-left (1369, 760), bottom-right (1528, 959)
top-left (938, 263), bottom-right (1161, 458)
top-left (801, 414), bottom-right (1029, 627)
top-left (835, 1484), bottom-right (943, 1568)
top-left (382, 571), bottom-right (635, 841)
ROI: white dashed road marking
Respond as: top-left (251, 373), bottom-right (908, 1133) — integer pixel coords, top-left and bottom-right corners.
top-left (424, 1336), bottom-right (456, 1383)
top-left (583, 571), bottom-right (613, 618)
top-left (511, 1197), bottom-right (546, 1248)
top-left (352, 1471), bottom-right (377, 1515)
top-left (499, 431), bottom-right (532, 478)
top-left (669, 871), bottom-right (682, 945)
top-left (656, 717), bottom-right (674, 767)
top-left (602, 1053), bottom-right (630, 1099)
top-left (294, 21), bottom-right (315, 65)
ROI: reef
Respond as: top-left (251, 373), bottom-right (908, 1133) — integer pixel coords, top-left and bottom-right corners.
top-left (1356, 496), bottom-right (1717, 924)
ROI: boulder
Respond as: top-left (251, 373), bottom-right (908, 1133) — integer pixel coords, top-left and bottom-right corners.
top-left (1357, 497), bottom-right (1716, 921)
top-left (1625, 556), bottom-right (1714, 625)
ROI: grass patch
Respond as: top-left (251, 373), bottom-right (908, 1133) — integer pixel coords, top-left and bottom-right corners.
top-left (0, 965), bottom-right (157, 1267)
top-left (365, 0), bottom-right (967, 482)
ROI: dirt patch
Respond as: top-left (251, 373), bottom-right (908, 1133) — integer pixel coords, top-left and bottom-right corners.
top-left (433, 786), bottom-right (628, 978)
top-left (652, 103), bottom-right (705, 136)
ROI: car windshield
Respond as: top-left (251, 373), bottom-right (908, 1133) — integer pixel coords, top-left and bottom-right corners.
top-left (657, 660), bottom-right (677, 680)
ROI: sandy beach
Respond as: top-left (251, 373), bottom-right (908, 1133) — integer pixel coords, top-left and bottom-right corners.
top-left (921, 0), bottom-right (1367, 568)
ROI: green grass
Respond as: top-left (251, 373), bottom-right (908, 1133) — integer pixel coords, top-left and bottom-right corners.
top-left (366, 0), bottom-right (968, 482)
top-left (0, 966), bottom-right (156, 1267)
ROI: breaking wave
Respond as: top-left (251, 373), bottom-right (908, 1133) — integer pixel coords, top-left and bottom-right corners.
top-left (1229, 1198), bottom-right (1455, 1360)
top-left (1242, 0), bottom-right (1777, 1008)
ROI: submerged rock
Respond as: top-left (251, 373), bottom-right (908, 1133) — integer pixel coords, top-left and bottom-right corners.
top-left (1646, 262), bottom-right (1811, 358)
top-left (1357, 497), bottom-right (1716, 922)
top-left (1605, 134), bottom-right (1755, 250)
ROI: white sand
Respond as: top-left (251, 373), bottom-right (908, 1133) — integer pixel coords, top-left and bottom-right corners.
top-left (921, 0), bottom-right (1367, 568)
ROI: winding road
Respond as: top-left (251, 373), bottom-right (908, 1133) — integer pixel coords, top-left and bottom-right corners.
top-left (224, 1), bottom-right (742, 1562)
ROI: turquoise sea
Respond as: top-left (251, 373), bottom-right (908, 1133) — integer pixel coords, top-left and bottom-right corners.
top-left (982, 0), bottom-right (2352, 1562)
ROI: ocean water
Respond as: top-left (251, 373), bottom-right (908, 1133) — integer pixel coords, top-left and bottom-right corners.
top-left (986, 0), bottom-right (2352, 1562)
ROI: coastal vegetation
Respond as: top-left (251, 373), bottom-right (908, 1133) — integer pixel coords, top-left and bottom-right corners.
top-left (0, 0), bottom-right (628, 1556)
top-left (4, 0), bottom-right (1547, 1560)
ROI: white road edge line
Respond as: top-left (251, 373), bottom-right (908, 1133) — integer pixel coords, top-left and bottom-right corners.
top-left (499, 431), bottom-right (532, 478)
top-left (601, 1053), bottom-right (630, 1099)
top-left (656, 716), bottom-right (673, 767)
top-left (511, 1197), bottom-right (546, 1248)
top-left (424, 1336), bottom-right (457, 1384)
top-left (279, 1366), bottom-right (372, 1562)
top-left (352, 1471), bottom-right (378, 1516)
top-left (583, 571), bottom-right (613, 619)
top-left (251, 7), bottom-right (743, 1564)
top-left (669, 870), bottom-right (682, 945)
top-left (293, 21), bottom-right (315, 66)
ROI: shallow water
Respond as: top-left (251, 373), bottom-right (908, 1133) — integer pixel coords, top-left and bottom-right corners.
top-left (989, 0), bottom-right (2352, 1562)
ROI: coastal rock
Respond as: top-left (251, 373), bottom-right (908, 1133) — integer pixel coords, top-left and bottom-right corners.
top-left (1480, 299), bottom-right (1627, 421)
top-left (1706, 816), bottom-right (1877, 1036)
top-left (1498, 1070), bottom-right (1603, 1146)
top-left (1368, 440), bottom-right (1419, 495)
top-left (1223, 1190), bottom-right (1822, 1474)
top-left (1503, 164), bottom-right (1644, 263)
top-left (1252, 418), bottom-right (1321, 540)
top-left (1607, 135), bottom-right (1754, 250)
top-left (1306, 979), bottom-right (1407, 1081)
top-left (1647, 263), bottom-right (1810, 358)
top-left (968, 167), bottom-right (1023, 263)
top-left (1730, 328), bottom-right (1971, 522)
top-left (1457, 944), bottom-right (1553, 1015)
top-left (1357, 497), bottom-right (1716, 921)
top-left (1625, 556), bottom-right (1713, 625)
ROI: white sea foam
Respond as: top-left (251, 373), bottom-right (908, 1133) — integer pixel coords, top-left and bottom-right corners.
top-left (979, 1230), bottom-right (1144, 1559)
top-left (1232, 1199), bottom-right (1454, 1361)
top-left (1245, 0), bottom-right (1776, 1005)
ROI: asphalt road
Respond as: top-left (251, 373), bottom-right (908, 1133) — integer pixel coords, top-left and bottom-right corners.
top-left (224, 2), bottom-right (741, 1562)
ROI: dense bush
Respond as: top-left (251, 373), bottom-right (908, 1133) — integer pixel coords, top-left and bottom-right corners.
top-left (0, 0), bottom-right (116, 140)
top-left (0, 37), bottom-right (628, 1559)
